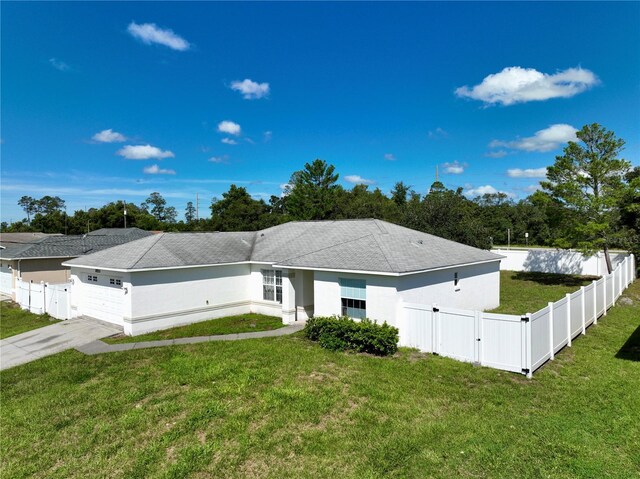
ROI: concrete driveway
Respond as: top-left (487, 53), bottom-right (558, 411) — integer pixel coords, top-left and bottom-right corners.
top-left (1, 318), bottom-right (122, 371)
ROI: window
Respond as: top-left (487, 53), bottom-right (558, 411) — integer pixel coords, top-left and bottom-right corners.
top-left (109, 278), bottom-right (122, 286)
top-left (340, 278), bottom-right (366, 319)
top-left (87, 275), bottom-right (97, 282)
top-left (262, 269), bottom-right (282, 303)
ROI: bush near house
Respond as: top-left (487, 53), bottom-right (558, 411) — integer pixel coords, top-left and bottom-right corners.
top-left (304, 316), bottom-right (399, 356)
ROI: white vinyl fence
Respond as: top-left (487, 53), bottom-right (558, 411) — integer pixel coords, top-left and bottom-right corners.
top-left (399, 255), bottom-right (636, 377)
top-left (16, 279), bottom-right (72, 320)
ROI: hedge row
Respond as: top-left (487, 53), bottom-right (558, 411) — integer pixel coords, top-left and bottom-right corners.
top-left (303, 316), bottom-right (399, 356)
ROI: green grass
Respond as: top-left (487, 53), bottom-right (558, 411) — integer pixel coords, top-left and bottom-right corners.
top-left (0, 301), bottom-right (60, 339)
top-left (103, 313), bottom-right (285, 344)
top-left (1, 281), bottom-right (639, 478)
top-left (490, 270), bottom-right (596, 315)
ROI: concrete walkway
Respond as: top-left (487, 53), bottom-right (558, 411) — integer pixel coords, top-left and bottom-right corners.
top-left (76, 323), bottom-right (305, 355)
top-left (1, 318), bottom-right (123, 370)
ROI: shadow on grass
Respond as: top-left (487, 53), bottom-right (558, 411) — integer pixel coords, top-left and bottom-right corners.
top-left (616, 324), bottom-right (640, 362)
top-left (511, 271), bottom-right (597, 287)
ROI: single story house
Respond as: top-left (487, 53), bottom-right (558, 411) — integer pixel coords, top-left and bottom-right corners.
top-left (0, 232), bottom-right (62, 249)
top-left (64, 220), bottom-right (503, 336)
top-left (0, 228), bottom-right (153, 299)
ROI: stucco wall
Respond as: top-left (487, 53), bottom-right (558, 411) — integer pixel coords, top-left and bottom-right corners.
top-left (127, 264), bottom-right (252, 335)
top-left (397, 261), bottom-right (501, 311)
top-left (18, 258), bottom-right (71, 284)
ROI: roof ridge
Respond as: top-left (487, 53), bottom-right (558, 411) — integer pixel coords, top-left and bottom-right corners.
top-left (277, 232), bottom-right (374, 264)
top-left (129, 233), bottom-right (165, 269)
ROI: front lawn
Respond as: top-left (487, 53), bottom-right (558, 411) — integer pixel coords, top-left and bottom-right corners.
top-left (0, 301), bottom-right (60, 339)
top-left (490, 270), bottom-right (596, 315)
top-left (103, 313), bottom-right (284, 344)
top-left (1, 281), bottom-right (639, 478)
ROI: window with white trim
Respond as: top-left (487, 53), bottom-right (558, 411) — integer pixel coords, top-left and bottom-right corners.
top-left (340, 278), bottom-right (366, 319)
top-left (87, 275), bottom-right (97, 282)
top-left (262, 269), bottom-right (282, 303)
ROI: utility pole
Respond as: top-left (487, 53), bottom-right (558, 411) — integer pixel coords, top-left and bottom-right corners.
top-left (196, 193), bottom-right (199, 221)
top-left (507, 228), bottom-right (511, 249)
top-left (123, 200), bottom-right (127, 228)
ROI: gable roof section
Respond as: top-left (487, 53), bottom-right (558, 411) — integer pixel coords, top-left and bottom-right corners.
top-left (64, 232), bottom-right (255, 270)
top-left (64, 220), bottom-right (502, 274)
top-left (0, 228), bottom-right (153, 260)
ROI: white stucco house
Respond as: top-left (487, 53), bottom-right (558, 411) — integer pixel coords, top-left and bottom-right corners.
top-left (63, 220), bottom-right (503, 336)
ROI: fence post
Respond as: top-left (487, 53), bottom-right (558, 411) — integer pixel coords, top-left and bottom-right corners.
top-left (603, 274), bottom-right (607, 317)
top-left (580, 286), bottom-right (586, 335)
top-left (432, 303), bottom-right (440, 355)
top-left (548, 302), bottom-right (555, 361)
top-left (566, 293), bottom-right (572, 347)
top-left (592, 280), bottom-right (598, 325)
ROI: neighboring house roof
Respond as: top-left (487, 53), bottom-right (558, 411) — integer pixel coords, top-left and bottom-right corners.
top-left (0, 232), bottom-right (62, 249)
top-left (0, 228), bottom-right (154, 260)
top-left (64, 220), bottom-right (503, 275)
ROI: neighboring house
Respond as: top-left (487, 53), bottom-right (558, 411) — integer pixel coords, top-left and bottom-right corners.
top-left (64, 220), bottom-right (503, 336)
top-left (0, 228), bottom-right (154, 299)
top-left (0, 232), bottom-right (62, 249)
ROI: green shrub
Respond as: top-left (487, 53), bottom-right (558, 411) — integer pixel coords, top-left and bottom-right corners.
top-left (303, 316), bottom-right (398, 356)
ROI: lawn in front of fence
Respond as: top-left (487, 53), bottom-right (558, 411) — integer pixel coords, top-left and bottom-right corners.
top-left (1, 282), bottom-right (638, 478)
top-left (490, 270), bottom-right (596, 315)
top-left (103, 313), bottom-right (285, 344)
top-left (0, 301), bottom-right (60, 339)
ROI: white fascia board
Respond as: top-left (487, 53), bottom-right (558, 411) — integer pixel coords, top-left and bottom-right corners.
top-left (6, 256), bottom-right (75, 261)
top-left (272, 258), bottom-right (501, 277)
top-left (63, 260), bottom-right (254, 273)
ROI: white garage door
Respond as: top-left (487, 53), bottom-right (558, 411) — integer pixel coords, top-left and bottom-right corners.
top-left (81, 274), bottom-right (124, 325)
top-left (0, 264), bottom-right (13, 296)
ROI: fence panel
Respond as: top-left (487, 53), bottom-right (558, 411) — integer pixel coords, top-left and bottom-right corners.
top-left (28, 282), bottom-right (45, 315)
top-left (530, 307), bottom-right (551, 372)
top-left (17, 280), bottom-right (30, 310)
top-left (606, 274), bottom-right (614, 308)
top-left (438, 307), bottom-right (477, 363)
top-left (481, 312), bottom-right (524, 373)
top-left (584, 283), bottom-right (595, 327)
top-left (398, 303), bottom-right (435, 352)
top-left (569, 290), bottom-right (583, 338)
top-left (596, 278), bottom-right (606, 317)
top-left (552, 297), bottom-right (569, 353)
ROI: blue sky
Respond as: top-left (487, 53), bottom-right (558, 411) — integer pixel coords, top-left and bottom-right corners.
top-left (2, 2), bottom-right (639, 222)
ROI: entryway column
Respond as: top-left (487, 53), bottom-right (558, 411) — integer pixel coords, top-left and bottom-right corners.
top-left (281, 269), bottom-right (297, 324)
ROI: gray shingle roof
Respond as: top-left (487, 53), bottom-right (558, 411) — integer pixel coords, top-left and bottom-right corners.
top-left (0, 232), bottom-right (61, 248)
top-left (64, 220), bottom-right (502, 274)
top-left (0, 228), bottom-right (153, 260)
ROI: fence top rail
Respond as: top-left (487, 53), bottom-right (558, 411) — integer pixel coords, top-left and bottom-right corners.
top-left (530, 306), bottom-right (551, 321)
top-left (438, 306), bottom-right (477, 316)
top-left (570, 289), bottom-right (582, 300)
top-left (402, 302), bottom-right (436, 312)
top-left (584, 283), bottom-right (595, 292)
top-left (482, 311), bottom-right (522, 322)
top-left (554, 296), bottom-right (568, 308)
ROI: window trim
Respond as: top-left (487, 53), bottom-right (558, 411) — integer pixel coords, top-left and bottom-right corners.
top-left (339, 278), bottom-right (367, 319)
top-left (261, 269), bottom-right (283, 304)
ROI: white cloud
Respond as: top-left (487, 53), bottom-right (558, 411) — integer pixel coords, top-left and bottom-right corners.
top-left (490, 124), bottom-right (577, 153)
top-left (464, 185), bottom-right (515, 198)
top-left (217, 120), bottom-right (241, 136)
top-left (127, 22), bottom-right (190, 51)
top-left (263, 131), bottom-right (273, 142)
top-left (484, 150), bottom-right (508, 158)
top-left (208, 155), bottom-right (228, 164)
top-left (428, 127), bottom-right (448, 139)
top-left (455, 66), bottom-right (599, 106)
top-left (143, 164), bottom-right (176, 175)
top-left (507, 168), bottom-right (547, 178)
top-left (221, 138), bottom-right (237, 145)
top-left (92, 129), bottom-right (126, 143)
top-left (525, 184), bottom-right (543, 193)
top-left (49, 58), bottom-right (69, 71)
top-left (384, 153), bottom-right (396, 161)
top-left (443, 161), bottom-right (465, 174)
top-left (116, 144), bottom-right (175, 160)
top-left (230, 79), bottom-right (270, 99)
top-left (344, 175), bottom-right (375, 185)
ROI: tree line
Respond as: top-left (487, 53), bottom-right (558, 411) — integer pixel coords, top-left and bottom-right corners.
top-left (3, 124), bottom-right (638, 270)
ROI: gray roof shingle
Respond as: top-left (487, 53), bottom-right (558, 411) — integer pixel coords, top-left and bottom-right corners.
top-left (0, 228), bottom-right (153, 260)
top-left (64, 220), bottom-right (502, 274)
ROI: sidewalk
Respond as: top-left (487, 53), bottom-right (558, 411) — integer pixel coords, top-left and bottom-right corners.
top-left (76, 322), bottom-right (305, 355)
